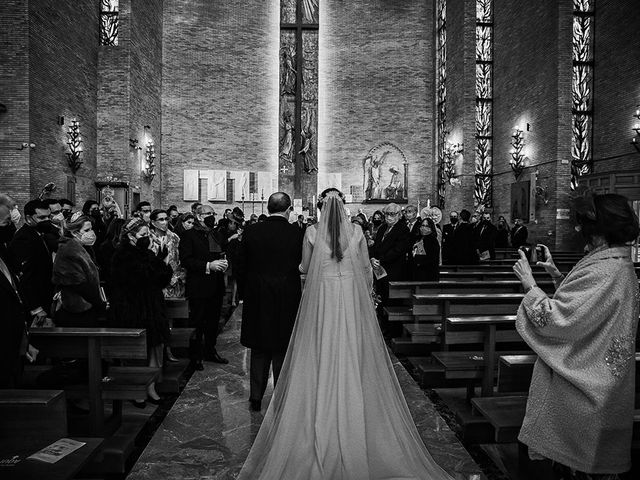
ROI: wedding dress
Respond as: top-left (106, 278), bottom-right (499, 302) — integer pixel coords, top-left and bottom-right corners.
top-left (237, 194), bottom-right (453, 480)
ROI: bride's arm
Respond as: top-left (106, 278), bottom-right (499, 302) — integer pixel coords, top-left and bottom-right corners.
top-left (299, 226), bottom-right (315, 273)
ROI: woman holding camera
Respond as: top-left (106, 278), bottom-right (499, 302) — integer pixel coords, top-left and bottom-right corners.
top-left (513, 193), bottom-right (639, 479)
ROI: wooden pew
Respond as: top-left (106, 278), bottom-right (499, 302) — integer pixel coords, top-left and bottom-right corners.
top-left (0, 389), bottom-right (102, 480)
top-left (29, 328), bottom-right (157, 436)
top-left (389, 280), bottom-right (555, 300)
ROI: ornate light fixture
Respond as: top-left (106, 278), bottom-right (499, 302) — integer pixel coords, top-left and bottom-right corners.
top-left (509, 126), bottom-right (525, 179)
top-left (443, 141), bottom-right (463, 185)
top-left (143, 140), bottom-right (156, 181)
top-left (632, 105), bottom-right (640, 153)
top-left (66, 118), bottom-right (83, 173)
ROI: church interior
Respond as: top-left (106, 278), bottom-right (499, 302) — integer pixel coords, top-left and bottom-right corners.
top-left (1, 0), bottom-right (639, 479)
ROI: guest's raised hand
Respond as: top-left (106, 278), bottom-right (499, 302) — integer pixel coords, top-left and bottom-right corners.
top-left (513, 248), bottom-right (535, 292)
top-left (535, 244), bottom-right (561, 278)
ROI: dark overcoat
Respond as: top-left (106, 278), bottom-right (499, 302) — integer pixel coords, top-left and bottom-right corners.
top-left (0, 247), bottom-right (29, 388)
top-left (370, 221), bottom-right (412, 281)
top-left (179, 225), bottom-right (226, 299)
top-left (8, 224), bottom-right (54, 314)
top-left (110, 243), bottom-right (172, 346)
top-left (238, 216), bottom-right (303, 352)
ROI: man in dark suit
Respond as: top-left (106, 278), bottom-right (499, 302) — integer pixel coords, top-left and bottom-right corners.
top-left (510, 217), bottom-right (528, 248)
top-left (237, 192), bottom-right (303, 412)
top-left (0, 197), bottom-right (34, 387)
top-left (441, 210), bottom-right (458, 265)
top-left (403, 205), bottom-right (421, 242)
top-left (370, 203), bottom-right (412, 315)
top-left (476, 212), bottom-right (498, 260)
top-left (451, 209), bottom-right (478, 265)
top-left (179, 204), bottom-right (229, 370)
top-left (9, 199), bottom-right (55, 326)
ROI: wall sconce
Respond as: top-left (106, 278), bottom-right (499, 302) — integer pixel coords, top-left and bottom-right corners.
top-left (66, 118), bottom-right (83, 173)
top-left (142, 140), bottom-right (156, 181)
top-left (510, 126), bottom-right (526, 179)
top-left (443, 141), bottom-right (463, 185)
top-left (632, 106), bottom-right (640, 153)
top-left (17, 142), bottom-right (36, 150)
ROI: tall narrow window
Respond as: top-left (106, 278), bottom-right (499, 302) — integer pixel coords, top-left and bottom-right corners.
top-left (279, 0), bottom-right (319, 207)
top-left (571, 0), bottom-right (595, 189)
top-left (436, 0), bottom-right (448, 208)
top-left (474, 0), bottom-right (493, 209)
top-left (100, 0), bottom-right (119, 46)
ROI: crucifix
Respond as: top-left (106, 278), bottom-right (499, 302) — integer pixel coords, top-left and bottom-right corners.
top-left (278, 0), bottom-right (319, 205)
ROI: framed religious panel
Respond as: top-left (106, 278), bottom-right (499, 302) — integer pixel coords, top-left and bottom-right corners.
top-left (362, 142), bottom-right (408, 204)
top-left (511, 181), bottom-right (530, 223)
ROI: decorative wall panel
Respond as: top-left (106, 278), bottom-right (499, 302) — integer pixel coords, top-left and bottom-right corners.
top-left (436, 0), bottom-right (448, 207)
top-left (571, 0), bottom-right (595, 189)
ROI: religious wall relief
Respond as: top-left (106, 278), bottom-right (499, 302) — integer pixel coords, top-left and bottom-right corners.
top-left (362, 143), bottom-right (408, 203)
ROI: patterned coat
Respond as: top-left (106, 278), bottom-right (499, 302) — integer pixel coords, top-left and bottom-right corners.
top-left (516, 246), bottom-right (638, 474)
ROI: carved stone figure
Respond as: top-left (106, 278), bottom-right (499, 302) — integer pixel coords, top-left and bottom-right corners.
top-left (363, 143), bottom-right (408, 201)
top-left (299, 107), bottom-right (317, 173)
top-left (385, 166), bottom-right (404, 200)
top-left (279, 110), bottom-right (294, 164)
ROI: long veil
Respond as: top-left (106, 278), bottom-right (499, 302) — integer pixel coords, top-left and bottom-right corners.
top-left (237, 193), bottom-right (454, 479)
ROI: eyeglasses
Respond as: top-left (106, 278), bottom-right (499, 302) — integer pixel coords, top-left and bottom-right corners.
top-left (384, 212), bottom-right (399, 217)
top-left (156, 217), bottom-right (168, 222)
top-left (141, 208), bottom-right (152, 213)
top-left (201, 212), bottom-right (214, 217)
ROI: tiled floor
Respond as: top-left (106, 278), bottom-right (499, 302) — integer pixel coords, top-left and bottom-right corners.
top-left (127, 307), bottom-right (484, 480)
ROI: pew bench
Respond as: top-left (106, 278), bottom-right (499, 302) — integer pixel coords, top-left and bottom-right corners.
top-left (471, 395), bottom-right (528, 443)
top-left (29, 328), bottom-right (156, 436)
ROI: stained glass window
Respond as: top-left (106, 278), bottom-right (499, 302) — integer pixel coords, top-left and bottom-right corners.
top-left (100, 0), bottom-right (119, 46)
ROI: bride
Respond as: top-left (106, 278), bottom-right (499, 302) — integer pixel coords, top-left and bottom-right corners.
top-left (237, 188), bottom-right (453, 480)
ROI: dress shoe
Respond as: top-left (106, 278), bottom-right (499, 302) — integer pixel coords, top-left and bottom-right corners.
top-left (249, 399), bottom-right (261, 412)
top-left (204, 352), bottom-right (229, 364)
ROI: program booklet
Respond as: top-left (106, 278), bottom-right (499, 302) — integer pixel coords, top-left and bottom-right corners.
top-left (27, 438), bottom-right (85, 463)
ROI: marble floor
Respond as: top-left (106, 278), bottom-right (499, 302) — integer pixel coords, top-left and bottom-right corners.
top-left (127, 307), bottom-right (485, 480)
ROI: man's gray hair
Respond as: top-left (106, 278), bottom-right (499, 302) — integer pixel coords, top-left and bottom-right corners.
top-left (382, 203), bottom-right (401, 214)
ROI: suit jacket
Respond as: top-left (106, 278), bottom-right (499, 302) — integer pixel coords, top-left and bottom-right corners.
top-left (441, 223), bottom-right (456, 264)
top-left (510, 225), bottom-right (528, 248)
top-left (370, 221), bottom-right (412, 281)
top-left (451, 222), bottom-right (478, 265)
top-left (8, 224), bottom-right (54, 314)
top-left (179, 224), bottom-right (226, 299)
top-left (0, 247), bottom-right (29, 387)
top-left (405, 217), bottom-right (422, 243)
top-left (238, 216), bottom-right (303, 351)
top-left (476, 221), bottom-right (497, 259)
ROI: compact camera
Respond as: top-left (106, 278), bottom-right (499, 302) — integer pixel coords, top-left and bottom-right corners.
top-left (519, 245), bottom-right (546, 263)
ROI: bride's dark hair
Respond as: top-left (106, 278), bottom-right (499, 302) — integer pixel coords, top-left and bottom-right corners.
top-left (317, 188), bottom-right (346, 262)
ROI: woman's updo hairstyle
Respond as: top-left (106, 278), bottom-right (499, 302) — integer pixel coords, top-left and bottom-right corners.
top-left (119, 218), bottom-right (147, 245)
top-left (317, 188), bottom-right (345, 211)
top-left (63, 215), bottom-right (92, 238)
top-left (574, 190), bottom-right (639, 245)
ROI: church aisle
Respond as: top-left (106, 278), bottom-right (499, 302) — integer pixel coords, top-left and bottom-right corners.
top-left (127, 307), bottom-right (484, 480)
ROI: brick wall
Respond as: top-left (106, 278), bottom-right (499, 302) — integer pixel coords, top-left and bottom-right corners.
top-left (0, 0), bottom-right (30, 208)
top-left (161, 0), bottom-right (280, 213)
top-left (28, 0), bottom-right (99, 204)
top-left (319, 0), bottom-right (433, 217)
top-left (592, 0), bottom-right (640, 175)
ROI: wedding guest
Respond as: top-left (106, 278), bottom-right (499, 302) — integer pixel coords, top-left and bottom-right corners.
top-left (513, 192), bottom-right (639, 478)
top-left (133, 201), bottom-right (152, 224)
top-left (451, 209), bottom-right (478, 265)
top-left (404, 205), bottom-right (421, 242)
top-left (409, 217), bottom-right (440, 281)
top-left (510, 216), bottom-right (528, 248)
top-left (52, 215), bottom-right (104, 327)
top-left (476, 212), bottom-right (497, 261)
top-left (9, 199), bottom-right (55, 325)
top-left (249, 213), bottom-right (258, 224)
top-left (82, 200), bottom-right (107, 246)
top-left (0, 196), bottom-right (33, 388)
top-left (179, 205), bottom-right (229, 370)
top-left (96, 218), bottom-right (125, 297)
top-left (110, 218), bottom-right (173, 403)
top-left (190, 202), bottom-right (202, 215)
top-left (39, 198), bottom-right (64, 253)
top-left (174, 213), bottom-right (195, 238)
top-left (296, 214), bottom-right (307, 232)
top-left (441, 210), bottom-right (458, 265)
top-left (495, 216), bottom-right (510, 248)
top-left (370, 203), bottom-right (412, 328)
top-left (150, 209), bottom-right (185, 298)
top-left (258, 214), bottom-right (268, 222)
top-left (59, 198), bottom-right (75, 221)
